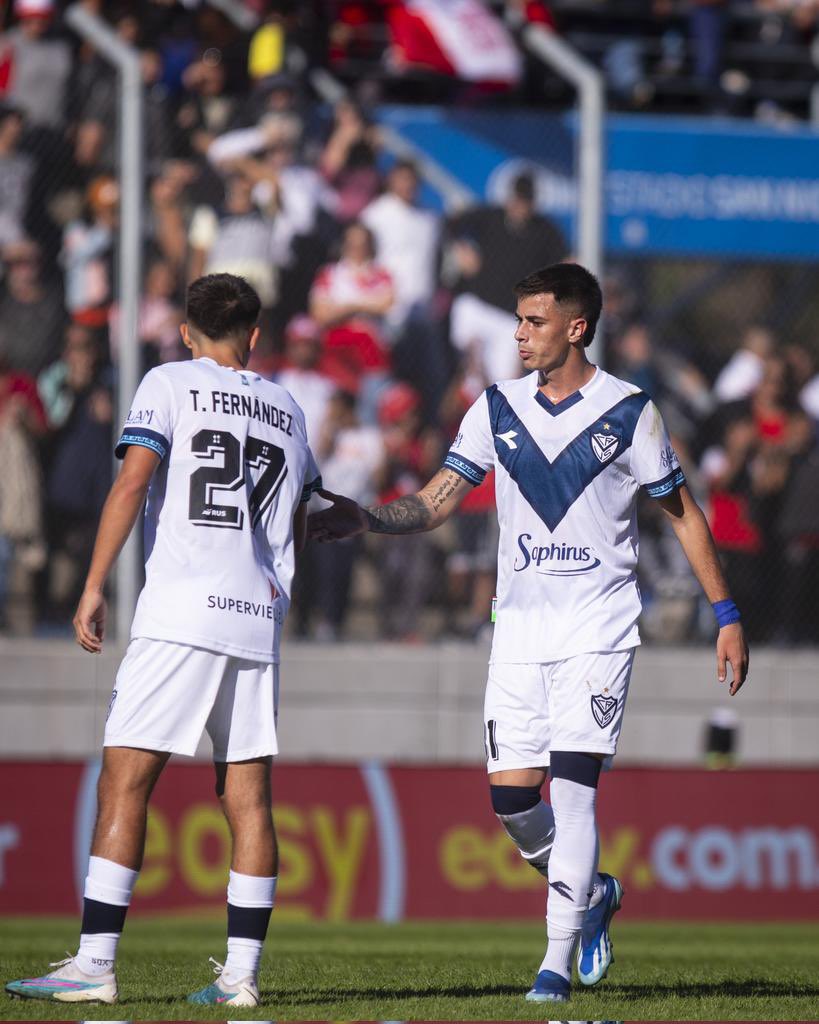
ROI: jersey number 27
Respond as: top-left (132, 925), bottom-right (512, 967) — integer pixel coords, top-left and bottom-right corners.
top-left (188, 429), bottom-right (287, 530)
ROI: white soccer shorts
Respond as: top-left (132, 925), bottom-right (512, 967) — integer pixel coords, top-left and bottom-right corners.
top-left (483, 649), bottom-right (635, 773)
top-left (104, 638), bottom-right (279, 761)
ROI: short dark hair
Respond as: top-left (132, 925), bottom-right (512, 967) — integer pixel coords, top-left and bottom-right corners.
top-left (511, 171), bottom-right (535, 202)
top-left (390, 158), bottom-right (419, 178)
top-left (343, 220), bottom-right (376, 259)
top-left (514, 263), bottom-right (603, 347)
top-left (186, 273), bottom-right (261, 342)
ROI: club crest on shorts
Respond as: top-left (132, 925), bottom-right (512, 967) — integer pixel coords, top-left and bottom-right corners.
top-left (591, 430), bottom-right (619, 463)
top-left (591, 693), bottom-right (617, 728)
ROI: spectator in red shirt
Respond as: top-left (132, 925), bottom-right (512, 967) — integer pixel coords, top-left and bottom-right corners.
top-left (440, 370), bottom-right (497, 638)
top-left (701, 356), bottom-right (813, 640)
top-left (0, 350), bottom-right (47, 631)
top-left (372, 381), bottom-right (444, 639)
top-left (310, 220), bottom-right (394, 420)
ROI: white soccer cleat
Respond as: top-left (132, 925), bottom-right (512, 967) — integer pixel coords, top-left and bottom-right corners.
top-left (187, 957), bottom-right (260, 1007)
top-left (5, 956), bottom-right (118, 1003)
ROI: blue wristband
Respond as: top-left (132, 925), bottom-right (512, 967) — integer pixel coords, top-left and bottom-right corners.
top-left (713, 599), bottom-right (741, 628)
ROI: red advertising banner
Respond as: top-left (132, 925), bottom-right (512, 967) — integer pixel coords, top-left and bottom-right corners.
top-left (1, 762), bottom-right (818, 920)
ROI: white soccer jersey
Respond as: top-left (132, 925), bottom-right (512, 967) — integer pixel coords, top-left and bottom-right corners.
top-left (116, 356), bottom-right (321, 663)
top-left (444, 368), bottom-right (685, 663)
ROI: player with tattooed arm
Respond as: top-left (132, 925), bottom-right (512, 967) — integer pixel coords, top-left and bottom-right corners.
top-left (308, 262), bottom-right (748, 1002)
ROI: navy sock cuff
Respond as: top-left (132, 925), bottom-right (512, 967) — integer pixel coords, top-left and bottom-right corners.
top-left (549, 751), bottom-right (602, 788)
top-left (81, 897), bottom-right (128, 934)
top-left (490, 783), bottom-right (542, 815)
top-left (227, 903), bottom-right (273, 941)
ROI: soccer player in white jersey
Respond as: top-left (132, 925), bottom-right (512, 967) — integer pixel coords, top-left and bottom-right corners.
top-left (6, 274), bottom-right (321, 1007)
top-left (309, 263), bottom-right (749, 1002)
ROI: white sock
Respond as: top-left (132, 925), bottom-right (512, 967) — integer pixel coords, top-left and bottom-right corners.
top-left (541, 776), bottom-right (599, 981)
top-left (75, 932), bottom-right (121, 975)
top-left (76, 856), bottom-right (138, 976)
top-left (84, 855), bottom-right (139, 905)
top-left (223, 870), bottom-right (277, 985)
top-left (224, 936), bottom-right (264, 984)
top-left (539, 924), bottom-right (579, 980)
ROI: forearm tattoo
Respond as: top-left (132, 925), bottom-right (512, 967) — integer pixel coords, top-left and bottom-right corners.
top-left (364, 495), bottom-right (432, 534)
top-left (428, 470), bottom-right (461, 512)
top-left (364, 470), bottom-right (462, 534)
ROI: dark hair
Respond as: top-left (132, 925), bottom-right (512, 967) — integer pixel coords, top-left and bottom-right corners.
top-left (390, 158), bottom-right (419, 178)
top-left (514, 262), bottom-right (603, 347)
top-left (331, 388), bottom-right (357, 413)
top-left (0, 104), bottom-right (23, 126)
top-left (511, 171), bottom-right (535, 202)
top-left (186, 273), bottom-right (261, 342)
top-left (343, 220), bottom-right (376, 259)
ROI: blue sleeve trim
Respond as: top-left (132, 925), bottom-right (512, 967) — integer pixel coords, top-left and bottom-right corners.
top-left (301, 474), bottom-right (323, 503)
top-left (644, 467), bottom-right (686, 499)
top-left (115, 427), bottom-right (170, 461)
top-left (444, 452), bottom-right (486, 486)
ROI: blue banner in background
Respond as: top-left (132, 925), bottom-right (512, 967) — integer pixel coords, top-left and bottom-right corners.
top-left (378, 107), bottom-right (819, 262)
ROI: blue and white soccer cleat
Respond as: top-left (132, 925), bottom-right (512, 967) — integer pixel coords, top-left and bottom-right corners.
top-left (525, 969), bottom-right (571, 1002)
top-left (577, 872), bottom-right (624, 986)
top-left (187, 958), bottom-right (260, 1007)
top-left (5, 956), bottom-right (117, 1003)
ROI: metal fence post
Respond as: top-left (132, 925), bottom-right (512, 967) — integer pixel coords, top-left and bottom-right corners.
top-left (512, 23), bottom-right (606, 364)
top-left (65, 4), bottom-right (144, 643)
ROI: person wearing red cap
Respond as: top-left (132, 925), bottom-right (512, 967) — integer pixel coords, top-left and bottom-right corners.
top-left (0, 0), bottom-right (71, 131)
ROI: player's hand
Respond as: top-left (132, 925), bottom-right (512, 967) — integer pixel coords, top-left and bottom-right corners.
top-left (716, 621), bottom-right (748, 696)
top-left (73, 587), bottom-right (107, 653)
top-left (307, 489), bottom-right (368, 542)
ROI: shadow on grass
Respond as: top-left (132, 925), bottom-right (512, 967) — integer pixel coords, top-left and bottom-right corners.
top-left (125, 977), bottom-right (819, 1007)
top-left (129, 983), bottom-right (525, 1006)
top-left (598, 979), bottom-right (819, 1000)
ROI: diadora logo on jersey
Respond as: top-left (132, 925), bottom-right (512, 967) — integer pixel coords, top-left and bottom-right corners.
top-left (591, 423), bottom-right (619, 464)
top-left (514, 534), bottom-right (601, 575)
top-left (591, 693), bottom-right (618, 728)
top-left (496, 429), bottom-right (518, 450)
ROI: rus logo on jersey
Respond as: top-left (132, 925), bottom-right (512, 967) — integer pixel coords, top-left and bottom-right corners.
top-left (591, 430), bottom-right (619, 463)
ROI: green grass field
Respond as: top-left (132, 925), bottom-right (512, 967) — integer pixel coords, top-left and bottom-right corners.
top-left (1, 916), bottom-right (818, 1020)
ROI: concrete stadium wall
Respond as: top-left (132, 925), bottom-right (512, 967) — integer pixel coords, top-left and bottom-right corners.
top-left (1, 639), bottom-right (817, 765)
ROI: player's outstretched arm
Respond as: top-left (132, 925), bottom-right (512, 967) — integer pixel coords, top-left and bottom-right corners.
top-left (73, 446), bottom-right (159, 653)
top-left (308, 468), bottom-right (472, 542)
top-left (658, 484), bottom-right (749, 695)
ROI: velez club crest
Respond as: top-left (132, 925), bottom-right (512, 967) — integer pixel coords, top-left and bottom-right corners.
top-left (591, 427), bottom-right (619, 463)
top-left (591, 693), bottom-right (618, 728)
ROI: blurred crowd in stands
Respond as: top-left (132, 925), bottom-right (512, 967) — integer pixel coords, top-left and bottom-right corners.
top-left (0, 0), bottom-right (817, 644)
